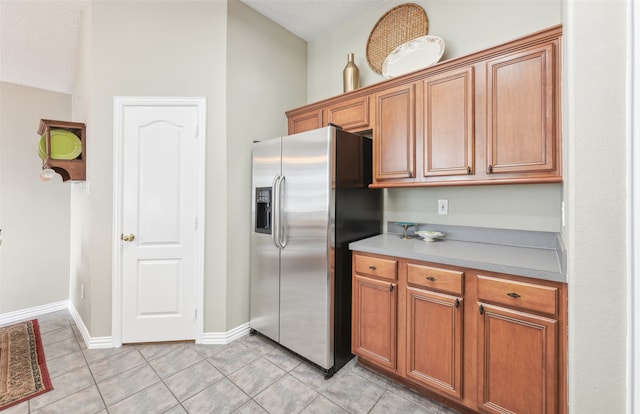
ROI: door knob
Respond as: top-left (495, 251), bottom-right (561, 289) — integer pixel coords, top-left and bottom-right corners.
top-left (121, 233), bottom-right (135, 242)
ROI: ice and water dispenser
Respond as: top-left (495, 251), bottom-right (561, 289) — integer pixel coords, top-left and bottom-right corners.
top-left (255, 187), bottom-right (272, 234)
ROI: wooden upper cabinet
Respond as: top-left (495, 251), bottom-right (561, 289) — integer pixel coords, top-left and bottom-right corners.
top-left (285, 25), bottom-right (562, 187)
top-left (485, 42), bottom-right (559, 177)
top-left (288, 109), bottom-right (323, 135)
top-left (373, 83), bottom-right (416, 183)
top-left (419, 67), bottom-right (475, 179)
top-left (325, 95), bottom-right (370, 132)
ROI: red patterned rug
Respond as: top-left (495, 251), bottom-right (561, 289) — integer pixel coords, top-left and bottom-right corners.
top-left (0, 319), bottom-right (53, 410)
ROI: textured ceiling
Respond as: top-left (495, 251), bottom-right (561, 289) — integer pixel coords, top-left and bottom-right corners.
top-left (0, 0), bottom-right (384, 94)
top-left (240, 0), bottom-right (384, 41)
top-left (0, 0), bottom-right (86, 94)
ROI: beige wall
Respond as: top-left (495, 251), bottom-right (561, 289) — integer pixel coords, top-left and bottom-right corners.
top-left (68, 0), bottom-right (306, 335)
top-left (563, 1), bottom-right (628, 412)
top-left (0, 82), bottom-right (71, 313)
top-left (307, 0), bottom-right (562, 103)
top-left (226, 0), bottom-right (307, 329)
top-left (72, 0), bottom-right (228, 335)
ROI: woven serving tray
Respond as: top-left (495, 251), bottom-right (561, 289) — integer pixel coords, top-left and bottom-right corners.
top-left (366, 3), bottom-right (429, 74)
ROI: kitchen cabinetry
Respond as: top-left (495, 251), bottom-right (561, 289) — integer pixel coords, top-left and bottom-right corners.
top-left (287, 96), bottom-right (371, 135)
top-left (351, 250), bottom-right (567, 414)
top-left (286, 25), bottom-right (562, 188)
top-left (352, 254), bottom-right (398, 371)
top-left (476, 275), bottom-right (559, 414)
top-left (405, 263), bottom-right (464, 399)
top-left (287, 109), bottom-right (322, 135)
top-left (373, 83), bottom-right (416, 183)
top-left (324, 96), bottom-right (370, 132)
top-left (485, 42), bottom-right (558, 177)
top-left (419, 67), bottom-right (475, 179)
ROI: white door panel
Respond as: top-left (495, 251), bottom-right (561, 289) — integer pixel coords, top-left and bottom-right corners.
top-left (117, 99), bottom-right (204, 344)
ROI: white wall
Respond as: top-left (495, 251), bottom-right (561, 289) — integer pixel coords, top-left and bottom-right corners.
top-left (226, 0), bottom-right (307, 329)
top-left (0, 82), bottom-right (71, 313)
top-left (564, 1), bottom-right (628, 412)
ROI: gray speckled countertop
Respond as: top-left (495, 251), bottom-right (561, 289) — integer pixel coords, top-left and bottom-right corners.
top-left (349, 229), bottom-right (567, 283)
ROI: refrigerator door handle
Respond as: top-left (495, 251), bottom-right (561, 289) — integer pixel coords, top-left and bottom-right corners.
top-left (272, 174), bottom-right (282, 248)
top-left (278, 175), bottom-right (288, 248)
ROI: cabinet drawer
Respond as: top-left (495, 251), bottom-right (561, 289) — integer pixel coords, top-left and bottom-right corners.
top-left (407, 263), bottom-right (463, 295)
top-left (354, 255), bottom-right (397, 281)
top-left (477, 275), bottom-right (558, 316)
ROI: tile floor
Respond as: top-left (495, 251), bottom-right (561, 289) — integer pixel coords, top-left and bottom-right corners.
top-left (4, 310), bottom-right (460, 414)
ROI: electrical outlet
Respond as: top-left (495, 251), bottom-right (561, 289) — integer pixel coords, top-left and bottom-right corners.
top-left (438, 199), bottom-right (448, 215)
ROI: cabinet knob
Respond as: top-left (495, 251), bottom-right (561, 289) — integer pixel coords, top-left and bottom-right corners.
top-left (121, 233), bottom-right (135, 242)
top-left (389, 284), bottom-right (394, 292)
top-left (455, 298), bottom-right (460, 308)
top-left (506, 292), bottom-right (521, 299)
top-left (488, 165), bottom-right (493, 174)
top-left (467, 166), bottom-right (471, 175)
top-left (426, 276), bottom-right (436, 281)
top-left (368, 265), bottom-right (377, 270)
top-left (479, 304), bottom-right (485, 315)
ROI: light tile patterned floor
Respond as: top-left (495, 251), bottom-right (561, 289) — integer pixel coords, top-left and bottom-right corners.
top-left (3, 310), bottom-right (460, 414)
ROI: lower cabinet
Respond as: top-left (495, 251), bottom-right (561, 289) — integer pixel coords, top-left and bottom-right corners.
top-left (406, 287), bottom-right (463, 399)
top-left (351, 251), bottom-right (567, 414)
top-left (352, 275), bottom-right (398, 371)
top-left (352, 254), bottom-right (398, 371)
top-left (477, 303), bottom-right (557, 414)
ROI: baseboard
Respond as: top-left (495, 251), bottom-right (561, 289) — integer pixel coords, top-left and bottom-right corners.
top-left (67, 303), bottom-right (113, 349)
top-left (201, 322), bottom-right (250, 344)
top-left (0, 300), bottom-right (68, 325)
top-left (1, 301), bottom-right (249, 348)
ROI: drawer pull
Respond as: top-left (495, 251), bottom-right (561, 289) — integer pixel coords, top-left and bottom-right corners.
top-left (426, 276), bottom-right (436, 281)
top-left (506, 292), bottom-right (521, 299)
top-left (368, 265), bottom-right (377, 270)
top-left (479, 304), bottom-right (484, 315)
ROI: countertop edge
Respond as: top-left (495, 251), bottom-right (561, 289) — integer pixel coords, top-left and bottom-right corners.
top-left (349, 235), bottom-right (567, 284)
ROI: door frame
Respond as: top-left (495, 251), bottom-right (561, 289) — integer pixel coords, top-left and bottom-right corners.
top-left (111, 96), bottom-right (206, 347)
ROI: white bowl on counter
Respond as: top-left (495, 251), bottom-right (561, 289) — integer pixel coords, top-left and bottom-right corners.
top-left (415, 230), bottom-right (445, 242)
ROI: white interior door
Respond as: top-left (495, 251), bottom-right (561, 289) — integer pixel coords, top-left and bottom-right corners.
top-left (117, 98), bottom-right (205, 343)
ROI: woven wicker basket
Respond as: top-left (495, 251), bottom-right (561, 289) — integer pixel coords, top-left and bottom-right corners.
top-left (366, 3), bottom-right (429, 74)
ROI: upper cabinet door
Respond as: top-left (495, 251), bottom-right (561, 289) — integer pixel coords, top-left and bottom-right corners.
top-left (485, 42), bottom-right (558, 175)
top-left (325, 95), bottom-right (370, 132)
top-left (288, 109), bottom-right (323, 135)
top-left (373, 83), bottom-right (416, 182)
top-left (420, 67), bottom-right (475, 178)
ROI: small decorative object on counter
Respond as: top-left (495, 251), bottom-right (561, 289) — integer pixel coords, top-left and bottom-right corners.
top-left (415, 230), bottom-right (445, 242)
top-left (396, 222), bottom-right (416, 239)
top-left (343, 53), bottom-right (360, 92)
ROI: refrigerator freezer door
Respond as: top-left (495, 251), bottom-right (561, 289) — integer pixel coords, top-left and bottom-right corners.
top-left (250, 137), bottom-right (282, 342)
top-left (279, 127), bottom-right (334, 369)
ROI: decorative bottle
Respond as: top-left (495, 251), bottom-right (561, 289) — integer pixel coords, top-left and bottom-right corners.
top-left (343, 53), bottom-right (359, 93)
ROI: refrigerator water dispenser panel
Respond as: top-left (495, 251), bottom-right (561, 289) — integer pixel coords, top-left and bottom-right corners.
top-left (255, 187), bottom-right (272, 234)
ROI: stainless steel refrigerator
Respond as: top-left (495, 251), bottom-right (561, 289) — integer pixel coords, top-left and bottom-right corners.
top-left (250, 126), bottom-right (382, 376)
